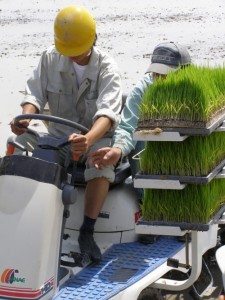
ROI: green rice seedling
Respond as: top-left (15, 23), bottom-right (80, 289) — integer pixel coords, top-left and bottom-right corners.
top-left (138, 65), bottom-right (225, 224)
top-left (140, 132), bottom-right (225, 176)
top-left (142, 179), bottom-right (225, 223)
top-left (138, 65), bottom-right (225, 128)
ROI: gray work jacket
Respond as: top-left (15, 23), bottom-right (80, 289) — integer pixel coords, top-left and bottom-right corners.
top-left (21, 46), bottom-right (122, 137)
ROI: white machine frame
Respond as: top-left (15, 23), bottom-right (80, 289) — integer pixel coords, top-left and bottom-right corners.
top-left (132, 123), bottom-right (225, 294)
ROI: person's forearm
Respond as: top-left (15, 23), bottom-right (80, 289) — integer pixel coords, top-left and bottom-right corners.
top-left (22, 103), bottom-right (39, 114)
top-left (86, 116), bottom-right (112, 147)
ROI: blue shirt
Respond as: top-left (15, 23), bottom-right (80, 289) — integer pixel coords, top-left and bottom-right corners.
top-left (112, 73), bottom-right (153, 157)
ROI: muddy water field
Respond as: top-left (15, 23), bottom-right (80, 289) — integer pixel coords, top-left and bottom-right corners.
top-left (0, 0), bottom-right (225, 298)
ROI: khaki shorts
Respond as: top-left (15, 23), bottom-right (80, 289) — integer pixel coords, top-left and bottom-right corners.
top-left (85, 138), bottom-right (115, 182)
top-left (7, 133), bottom-right (115, 183)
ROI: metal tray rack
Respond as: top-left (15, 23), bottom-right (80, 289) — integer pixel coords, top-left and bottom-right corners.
top-left (133, 118), bottom-right (225, 234)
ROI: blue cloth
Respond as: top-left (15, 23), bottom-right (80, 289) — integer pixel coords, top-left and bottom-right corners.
top-left (112, 73), bottom-right (153, 157)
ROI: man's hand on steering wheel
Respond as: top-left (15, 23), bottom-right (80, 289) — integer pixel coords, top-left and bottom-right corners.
top-left (10, 118), bottom-right (30, 136)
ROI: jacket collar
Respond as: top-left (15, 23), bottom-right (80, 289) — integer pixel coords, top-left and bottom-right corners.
top-left (57, 47), bottom-right (100, 82)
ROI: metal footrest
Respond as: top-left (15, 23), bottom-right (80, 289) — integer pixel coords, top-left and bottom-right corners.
top-left (53, 237), bottom-right (184, 300)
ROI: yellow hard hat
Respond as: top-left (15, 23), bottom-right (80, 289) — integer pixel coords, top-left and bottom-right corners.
top-left (54, 5), bottom-right (96, 56)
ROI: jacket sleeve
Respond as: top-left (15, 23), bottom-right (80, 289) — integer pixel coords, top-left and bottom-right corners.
top-left (112, 74), bottom-right (152, 157)
top-left (21, 50), bottom-right (49, 113)
top-left (92, 58), bottom-right (123, 131)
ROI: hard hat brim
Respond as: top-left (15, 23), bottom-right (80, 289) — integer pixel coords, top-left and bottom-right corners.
top-left (55, 35), bottom-right (95, 57)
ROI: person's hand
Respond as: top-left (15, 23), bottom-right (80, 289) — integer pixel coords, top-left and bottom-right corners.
top-left (10, 118), bottom-right (30, 136)
top-left (218, 296), bottom-right (225, 300)
top-left (68, 133), bottom-right (89, 157)
top-left (88, 147), bottom-right (122, 169)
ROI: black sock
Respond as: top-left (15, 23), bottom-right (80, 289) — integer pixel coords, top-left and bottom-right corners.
top-left (80, 215), bottom-right (96, 233)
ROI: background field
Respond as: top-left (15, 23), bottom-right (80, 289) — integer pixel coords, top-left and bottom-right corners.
top-left (0, 0), bottom-right (225, 298)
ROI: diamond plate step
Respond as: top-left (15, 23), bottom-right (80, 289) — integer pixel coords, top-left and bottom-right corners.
top-left (53, 236), bottom-right (184, 300)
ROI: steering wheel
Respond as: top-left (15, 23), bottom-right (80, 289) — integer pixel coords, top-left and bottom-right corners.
top-left (14, 114), bottom-right (89, 134)
top-left (14, 114), bottom-right (89, 160)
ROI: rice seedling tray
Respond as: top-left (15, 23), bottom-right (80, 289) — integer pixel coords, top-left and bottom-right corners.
top-left (137, 112), bottom-right (225, 137)
top-left (136, 205), bottom-right (225, 233)
top-left (134, 158), bottom-right (225, 186)
top-left (133, 130), bottom-right (188, 142)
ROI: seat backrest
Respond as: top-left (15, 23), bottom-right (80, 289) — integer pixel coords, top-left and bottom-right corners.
top-left (121, 93), bottom-right (128, 112)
